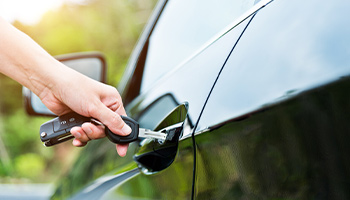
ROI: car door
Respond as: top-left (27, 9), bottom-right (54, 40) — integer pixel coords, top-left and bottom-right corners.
top-left (51, 0), bottom-right (265, 199)
top-left (104, 1), bottom-right (265, 200)
top-left (193, 0), bottom-right (350, 199)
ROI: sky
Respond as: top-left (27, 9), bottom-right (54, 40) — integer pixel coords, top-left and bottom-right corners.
top-left (0, 0), bottom-right (86, 24)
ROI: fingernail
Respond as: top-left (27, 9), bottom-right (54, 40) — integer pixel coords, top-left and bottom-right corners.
top-left (116, 145), bottom-right (128, 157)
top-left (86, 127), bottom-right (93, 135)
top-left (121, 124), bottom-right (132, 135)
top-left (73, 131), bottom-right (81, 139)
top-left (72, 139), bottom-right (80, 146)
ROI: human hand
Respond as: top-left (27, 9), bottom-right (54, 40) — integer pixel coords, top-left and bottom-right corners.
top-left (0, 18), bottom-right (131, 156)
top-left (38, 65), bottom-right (132, 157)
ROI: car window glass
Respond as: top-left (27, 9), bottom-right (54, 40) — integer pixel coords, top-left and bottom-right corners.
top-left (200, 0), bottom-right (350, 129)
top-left (140, 0), bottom-right (257, 92)
top-left (137, 94), bottom-right (178, 129)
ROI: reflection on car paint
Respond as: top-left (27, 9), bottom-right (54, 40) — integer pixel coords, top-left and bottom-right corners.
top-left (196, 78), bottom-right (350, 199)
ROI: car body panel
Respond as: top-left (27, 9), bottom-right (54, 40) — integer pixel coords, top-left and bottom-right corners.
top-left (101, 137), bottom-right (194, 199)
top-left (195, 0), bottom-right (350, 198)
top-left (195, 77), bottom-right (350, 199)
top-left (51, 0), bottom-right (350, 199)
top-left (92, 16), bottom-right (255, 200)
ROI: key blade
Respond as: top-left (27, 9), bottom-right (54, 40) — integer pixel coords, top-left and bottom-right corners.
top-left (139, 129), bottom-right (167, 141)
top-left (158, 122), bottom-right (183, 133)
top-left (90, 118), bottom-right (105, 127)
top-left (43, 134), bottom-right (74, 147)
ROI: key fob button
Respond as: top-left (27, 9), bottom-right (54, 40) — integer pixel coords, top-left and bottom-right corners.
top-left (68, 117), bottom-right (76, 123)
top-left (53, 118), bottom-right (69, 132)
top-left (67, 117), bottom-right (79, 127)
top-left (67, 114), bottom-right (90, 127)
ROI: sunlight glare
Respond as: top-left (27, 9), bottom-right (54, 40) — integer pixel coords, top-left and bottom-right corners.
top-left (0, 0), bottom-right (85, 24)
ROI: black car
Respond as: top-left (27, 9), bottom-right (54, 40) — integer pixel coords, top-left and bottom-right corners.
top-left (25, 0), bottom-right (350, 199)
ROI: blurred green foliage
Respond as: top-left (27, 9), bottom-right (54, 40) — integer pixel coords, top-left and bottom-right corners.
top-left (0, 0), bottom-right (156, 183)
top-left (14, 153), bottom-right (45, 179)
top-left (13, 0), bottom-right (155, 85)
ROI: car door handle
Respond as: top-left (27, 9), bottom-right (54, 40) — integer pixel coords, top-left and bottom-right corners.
top-left (133, 103), bottom-right (189, 174)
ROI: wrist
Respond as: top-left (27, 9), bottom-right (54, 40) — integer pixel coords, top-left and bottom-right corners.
top-left (26, 56), bottom-right (63, 97)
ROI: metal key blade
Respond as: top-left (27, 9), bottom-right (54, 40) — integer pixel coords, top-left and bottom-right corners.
top-left (44, 134), bottom-right (74, 147)
top-left (138, 128), bottom-right (167, 141)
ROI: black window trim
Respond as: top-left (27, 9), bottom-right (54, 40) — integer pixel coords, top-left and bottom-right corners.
top-left (119, 0), bottom-right (168, 105)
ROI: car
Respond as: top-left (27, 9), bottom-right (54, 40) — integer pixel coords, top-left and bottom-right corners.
top-left (24, 0), bottom-right (350, 199)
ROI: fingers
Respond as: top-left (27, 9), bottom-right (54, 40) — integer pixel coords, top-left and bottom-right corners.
top-left (70, 123), bottom-right (105, 146)
top-left (116, 144), bottom-right (129, 157)
top-left (72, 139), bottom-right (87, 147)
top-left (71, 124), bottom-right (130, 157)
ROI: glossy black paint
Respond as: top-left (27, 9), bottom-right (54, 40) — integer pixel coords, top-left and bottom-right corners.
top-left (195, 0), bottom-right (350, 198)
top-left (92, 13), bottom-right (255, 200)
top-left (104, 137), bottom-right (195, 199)
top-left (195, 77), bottom-right (350, 199)
top-left (50, 0), bottom-right (350, 199)
top-left (69, 169), bottom-right (140, 200)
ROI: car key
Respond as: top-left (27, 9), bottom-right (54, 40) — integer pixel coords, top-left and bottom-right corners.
top-left (40, 112), bottom-right (167, 146)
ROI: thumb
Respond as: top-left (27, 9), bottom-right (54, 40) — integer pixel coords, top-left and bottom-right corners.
top-left (93, 104), bottom-right (132, 136)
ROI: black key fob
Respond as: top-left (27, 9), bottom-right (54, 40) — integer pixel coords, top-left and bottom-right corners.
top-left (105, 116), bottom-right (139, 144)
top-left (40, 113), bottom-right (91, 146)
top-left (40, 112), bottom-right (140, 146)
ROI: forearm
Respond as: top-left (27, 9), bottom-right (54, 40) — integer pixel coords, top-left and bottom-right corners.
top-left (0, 18), bottom-right (131, 155)
top-left (0, 17), bottom-right (64, 96)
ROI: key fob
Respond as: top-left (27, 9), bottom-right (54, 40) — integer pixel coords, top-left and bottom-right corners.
top-left (105, 116), bottom-right (139, 144)
top-left (40, 113), bottom-right (91, 146)
top-left (40, 112), bottom-right (139, 146)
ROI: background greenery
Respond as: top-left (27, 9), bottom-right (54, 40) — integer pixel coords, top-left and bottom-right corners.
top-left (0, 0), bottom-right (156, 183)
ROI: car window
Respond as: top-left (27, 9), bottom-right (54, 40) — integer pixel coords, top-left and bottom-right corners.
top-left (140, 0), bottom-right (257, 92)
top-left (137, 94), bottom-right (178, 129)
top-left (200, 0), bottom-right (350, 129)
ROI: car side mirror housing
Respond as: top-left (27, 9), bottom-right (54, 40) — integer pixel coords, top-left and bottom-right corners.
top-left (23, 52), bottom-right (107, 116)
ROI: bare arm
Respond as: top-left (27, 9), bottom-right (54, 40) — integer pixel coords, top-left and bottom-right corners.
top-left (0, 17), bottom-right (131, 156)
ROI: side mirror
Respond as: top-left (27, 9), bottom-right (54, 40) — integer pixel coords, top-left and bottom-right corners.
top-left (23, 52), bottom-right (106, 116)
